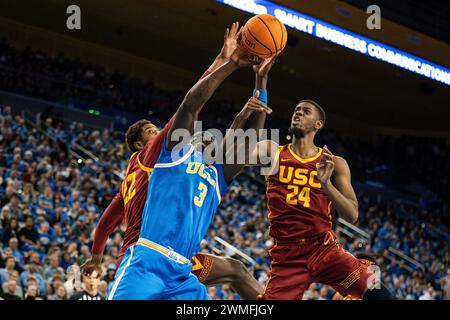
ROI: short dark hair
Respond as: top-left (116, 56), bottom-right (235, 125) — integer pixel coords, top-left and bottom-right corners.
top-left (298, 99), bottom-right (326, 125)
top-left (125, 119), bottom-right (152, 153)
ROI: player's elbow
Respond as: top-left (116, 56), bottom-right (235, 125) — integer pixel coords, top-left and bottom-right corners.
top-left (348, 203), bottom-right (359, 224)
top-left (348, 213), bottom-right (358, 224)
top-left (182, 91), bottom-right (202, 114)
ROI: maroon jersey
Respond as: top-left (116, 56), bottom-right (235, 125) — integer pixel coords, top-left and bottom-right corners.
top-left (92, 116), bottom-right (174, 265)
top-left (265, 144), bottom-right (332, 240)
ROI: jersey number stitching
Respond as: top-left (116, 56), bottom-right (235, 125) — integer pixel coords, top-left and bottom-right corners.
top-left (194, 182), bottom-right (208, 207)
top-left (286, 185), bottom-right (311, 208)
top-left (122, 172), bottom-right (137, 205)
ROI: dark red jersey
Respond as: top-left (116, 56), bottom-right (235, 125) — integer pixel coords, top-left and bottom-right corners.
top-left (265, 144), bottom-right (332, 241)
top-left (92, 117), bottom-right (174, 265)
top-left (117, 117), bottom-right (174, 262)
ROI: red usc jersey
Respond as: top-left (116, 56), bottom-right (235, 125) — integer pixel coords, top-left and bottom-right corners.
top-left (117, 117), bottom-right (174, 262)
top-left (265, 144), bottom-right (332, 240)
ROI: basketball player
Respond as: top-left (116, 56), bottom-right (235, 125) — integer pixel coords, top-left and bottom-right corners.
top-left (253, 99), bottom-right (394, 300)
top-left (106, 40), bottom-right (272, 299)
top-left (83, 23), bottom-right (274, 299)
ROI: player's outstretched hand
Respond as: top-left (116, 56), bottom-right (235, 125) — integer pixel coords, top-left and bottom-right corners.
top-left (218, 21), bottom-right (240, 61)
top-left (316, 145), bottom-right (335, 186)
top-left (239, 90), bottom-right (272, 119)
top-left (253, 55), bottom-right (276, 78)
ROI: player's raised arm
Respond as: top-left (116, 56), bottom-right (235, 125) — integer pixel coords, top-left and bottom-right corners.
top-left (82, 193), bottom-right (125, 273)
top-left (221, 58), bottom-right (278, 181)
top-left (316, 146), bottom-right (359, 223)
top-left (221, 91), bottom-right (272, 181)
top-left (221, 57), bottom-right (277, 181)
top-left (166, 46), bottom-right (256, 150)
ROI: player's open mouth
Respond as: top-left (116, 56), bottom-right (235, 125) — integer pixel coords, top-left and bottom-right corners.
top-left (292, 116), bottom-right (301, 124)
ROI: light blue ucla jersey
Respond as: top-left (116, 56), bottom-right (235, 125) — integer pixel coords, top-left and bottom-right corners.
top-left (139, 140), bottom-right (230, 259)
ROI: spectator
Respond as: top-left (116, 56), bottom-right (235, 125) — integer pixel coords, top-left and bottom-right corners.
top-left (8, 237), bottom-right (24, 267)
top-left (102, 264), bottom-right (116, 285)
top-left (2, 218), bottom-right (19, 245)
top-left (18, 217), bottom-right (40, 250)
top-left (38, 221), bottom-right (55, 249)
top-left (48, 283), bottom-right (68, 300)
top-left (20, 263), bottom-right (46, 295)
top-left (0, 256), bottom-right (18, 284)
top-left (43, 254), bottom-right (64, 281)
top-left (2, 270), bottom-right (23, 298)
top-left (71, 215), bottom-right (91, 239)
top-left (1, 279), bottom-right (22, 300)
top-left (24, 284), bottom-right (43, 300)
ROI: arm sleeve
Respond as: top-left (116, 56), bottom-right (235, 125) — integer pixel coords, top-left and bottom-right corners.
top-left (91, 193), bottom-right (125, 256)
top-left (139, 70), bottom-right (212, 166)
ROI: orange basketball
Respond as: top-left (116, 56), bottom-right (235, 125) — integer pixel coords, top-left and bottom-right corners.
top-left (241, 14), bottom-right (288, 59)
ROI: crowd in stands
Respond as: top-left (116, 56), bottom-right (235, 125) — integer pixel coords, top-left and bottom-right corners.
top-left (0, 38), bottom-right (447, 205)
top-left (0, 39), bottom-right (448, 300)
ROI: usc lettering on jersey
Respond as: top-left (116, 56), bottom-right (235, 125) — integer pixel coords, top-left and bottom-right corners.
top-left (265, 144), bottom-right (332, 240)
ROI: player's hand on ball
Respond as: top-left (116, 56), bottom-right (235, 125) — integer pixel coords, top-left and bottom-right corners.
top-left (230, 44), bottom-right (261, 67)
top-left (218, 21), bottom-right (240, 61)
top-left (316, 145), bottom-right (335, 187)
top-left (253, 56), bottom-right (276, 78)
top-left (239, 90), bottom-right (272, 119)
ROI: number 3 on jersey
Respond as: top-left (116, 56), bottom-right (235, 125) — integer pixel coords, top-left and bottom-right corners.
top-left (194, 182), bottom-right (208, 207)
top-left (286, 185), bottom-right (311, 208)
top-left (122, 171), bottom-right (137, 205)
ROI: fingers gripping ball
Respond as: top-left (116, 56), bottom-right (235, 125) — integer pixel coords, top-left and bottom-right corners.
top-left (241, 14), bottom-right (288, 59)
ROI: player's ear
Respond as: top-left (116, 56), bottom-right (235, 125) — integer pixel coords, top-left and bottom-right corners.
top-left (134, 141), bottom-right (144, 151)
top-left (315, 119), bottom-right (324, 131)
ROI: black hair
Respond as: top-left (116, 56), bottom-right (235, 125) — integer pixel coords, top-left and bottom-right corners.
top-left (298, 99), bottom-right (326, 126)
top-left (125, 119), bottom-right (152, 153)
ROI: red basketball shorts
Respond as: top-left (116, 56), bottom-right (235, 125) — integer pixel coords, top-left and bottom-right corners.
top-left (259, 231), bottom-right (374, 300)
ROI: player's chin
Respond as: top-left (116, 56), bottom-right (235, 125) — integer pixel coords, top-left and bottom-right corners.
top-left (289, 125), bottom-right (305, 137)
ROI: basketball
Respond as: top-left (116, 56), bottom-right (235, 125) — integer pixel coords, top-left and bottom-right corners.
top-left (241, 14), bottom-right (288, 59)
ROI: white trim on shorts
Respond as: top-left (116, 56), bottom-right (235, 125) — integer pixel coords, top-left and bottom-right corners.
top-left (107, 245), bottom-right (135, 300)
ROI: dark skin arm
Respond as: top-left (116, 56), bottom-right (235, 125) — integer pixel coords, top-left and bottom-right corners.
top-left (316, 145), bottom-right (359, 224)
top-left (222, 91), bottom-right (272, 181)
top-left (166, 46), bottom-right (256, 150)
top-left (222, 58), bottom-right (275, 181)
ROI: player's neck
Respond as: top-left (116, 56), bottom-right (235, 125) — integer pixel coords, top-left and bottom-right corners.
top-left (291, 135), bottom-right (318, 159)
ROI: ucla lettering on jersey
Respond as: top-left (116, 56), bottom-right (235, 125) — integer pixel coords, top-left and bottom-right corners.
top-left (139, 139), bottom-right (230, 260)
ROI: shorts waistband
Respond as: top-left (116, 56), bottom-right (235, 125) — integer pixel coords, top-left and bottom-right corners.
top-left (136, 238), bottom-right (189, 264)
top-left (274, 231), bottom-right (335, 245)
